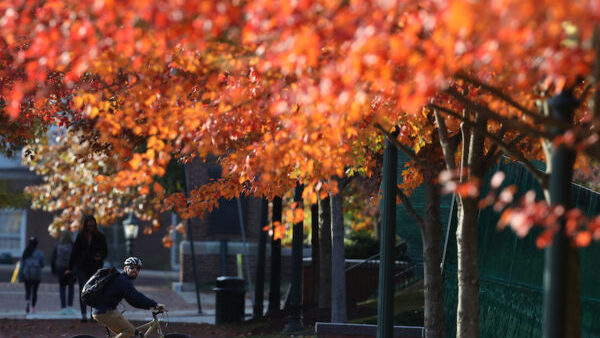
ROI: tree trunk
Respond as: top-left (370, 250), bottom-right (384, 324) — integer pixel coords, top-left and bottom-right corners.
top-left (422, 172), bottom-right (446, 338)
top-left (331, 178), bottom-right (347, 323)
top-left (311, 203), bottom-right (320, 307)
top-left (456, 198), bottom-right (479, 338)
top-left (565, 247), bottom-right (581, 338)
top-left (253, 198), bottom-right (269, 318)
top-left (319, 197), bottom-right (332, 311)
top-left (378, 138), bottom-right (397, 338)
top-left (268, 196), bottom-right (283, 315)
top-left (543, 91), bottom-right (580, 338)
top-left (456, 114), bottom-right (486, 338)
top-left (283, 184), bottom-right (304, 332)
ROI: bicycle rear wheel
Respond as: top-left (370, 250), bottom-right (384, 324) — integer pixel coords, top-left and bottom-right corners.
top-left (164, 334), bottom-right (191, 338)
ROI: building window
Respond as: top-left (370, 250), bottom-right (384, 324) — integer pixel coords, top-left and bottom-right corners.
top-left (0, 209), bottom-right (26, 257)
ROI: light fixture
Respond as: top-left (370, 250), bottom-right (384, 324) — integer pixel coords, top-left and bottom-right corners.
top-left (122, 213), bottom-right (139, 257)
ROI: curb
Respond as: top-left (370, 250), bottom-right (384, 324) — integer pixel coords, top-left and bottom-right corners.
top-left (0, 265), bottom-right (179, 278)
top-left (0, 309), bottom-right (261, 325)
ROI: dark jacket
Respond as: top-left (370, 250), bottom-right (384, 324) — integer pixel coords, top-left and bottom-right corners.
top-left (51, 243), bottom-right (76, 285)
top-left (92, 272), bottom-right (158, 315)
top-left (68, 231), bottom-right (107, 274)
top-left (18, 249), bottom-right (45, 282)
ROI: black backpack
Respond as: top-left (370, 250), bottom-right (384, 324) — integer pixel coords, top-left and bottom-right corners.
top-left (81, 267), bottom-right (119, 307)
top-left (21, 256), bottom-right (42, 281)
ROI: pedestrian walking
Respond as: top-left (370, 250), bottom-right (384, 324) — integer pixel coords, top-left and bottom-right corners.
top-left (65, 215), bottom-right (108, 322)
top-left (51, 230), bottom-right (76, 315)
top-left (18, 236), bottom-right (45, 314)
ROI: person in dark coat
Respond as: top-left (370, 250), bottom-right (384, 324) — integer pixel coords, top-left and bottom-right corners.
top-left (18, 236), bottom-right (45, 314)
top-left (65, 215), bottom-right (107, 322)
top-left (51, 230), bottom-right (76, 315)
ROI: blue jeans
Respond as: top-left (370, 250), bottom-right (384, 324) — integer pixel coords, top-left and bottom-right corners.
top-left (75, 268), bottom-right (94, 318)
top-left (59, 284), bottom-right (74, 308)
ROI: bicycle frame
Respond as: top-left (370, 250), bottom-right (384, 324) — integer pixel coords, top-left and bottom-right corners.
top-left (133, 311), bottom-right (165, 338)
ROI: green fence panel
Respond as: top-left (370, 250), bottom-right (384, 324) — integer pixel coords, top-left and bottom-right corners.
top-left (442, 159), bottom-right (600, 337)
top-left (392, 153), bottom-right (600, 336)
top-left (395, 152), bottom-right (455, 273)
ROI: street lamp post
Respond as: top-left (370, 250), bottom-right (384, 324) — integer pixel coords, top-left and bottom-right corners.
top-left (123, 214), bottom-right (139, 258)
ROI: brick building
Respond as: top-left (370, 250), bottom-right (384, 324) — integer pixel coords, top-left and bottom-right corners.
top-left (0, 154), bottom-right (55, 262)
top-left (178, 156), bottom-right (295, 287)
top-left (0, 152), bottom-right (298, 286)
top-left (0, 153), bottom-right (178, 270)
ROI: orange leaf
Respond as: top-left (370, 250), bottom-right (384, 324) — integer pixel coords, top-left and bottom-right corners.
top-left (498, 208), bottom-right (513, 229)
top-left (162, 235), bottom-right (174, 248)
top-left (273, 222), bottom-right (286, 240)
top-left (139, 185), bottom-right (150, 195)
top-left (293, 207), bottom-right (304, 223)
top-left (175, 223), bottom-right (186, 234)
top-left (153, 182), bottom-right (164, 198)
top-left (574, 231), bottom-right (592, 247)
top-left (536, 230), bottom-right (554, 249)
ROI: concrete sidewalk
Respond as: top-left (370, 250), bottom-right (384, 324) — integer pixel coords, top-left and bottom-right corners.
top-left (0, 264), bottom-right (179, 287)
top-left (0, 280), bottom-right (262, 324)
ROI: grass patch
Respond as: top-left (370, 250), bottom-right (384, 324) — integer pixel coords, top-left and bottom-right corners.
top-left (352, 287), bottom-right (424, 326)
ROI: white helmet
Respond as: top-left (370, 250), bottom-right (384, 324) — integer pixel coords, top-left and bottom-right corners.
top-left (124, 256), bottom-right (143, 268)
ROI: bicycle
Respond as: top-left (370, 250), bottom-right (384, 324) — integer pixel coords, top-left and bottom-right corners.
top-left (70, 308), bottom-right (190, 338)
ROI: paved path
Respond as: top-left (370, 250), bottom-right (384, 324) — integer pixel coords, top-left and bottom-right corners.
top-left (0, 273), bottom-right (263, 324)
top-left (0, 282), bottom-right (223, 323)
top-left (0, 265), bottom-right (179, 287)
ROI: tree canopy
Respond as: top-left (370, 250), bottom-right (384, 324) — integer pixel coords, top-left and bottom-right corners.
top-left (1, 1), bottom-right (599, 245)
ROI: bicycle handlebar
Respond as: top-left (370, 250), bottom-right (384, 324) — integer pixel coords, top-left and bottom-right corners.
top-left (151, 307), bottom-right (167, 317)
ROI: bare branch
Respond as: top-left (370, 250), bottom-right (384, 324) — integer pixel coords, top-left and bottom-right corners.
top-left (486, 132), bottom-right (525, 168)
top-left (455, 73), bottom-right (539, 121)
top-left (593, 25), bottom-right (600, 120)
top-left (445, 87), bottom-right (556, 139)
top-left (433, 109), bottom-right (457, 171)
top-left (483, 125), bottom-right (507, 166)
top-left (467, 112), bottom-right (488, 181)
top-left (578, 83), bottom-right (593, 103)
top-left (456, 73), bottom-right (572, 130)
top-left (430, 103), bottom-right (549, 186)
top-left (460, 109), bottom-right (471, 183)
top-left (397, 189), bottom-right (424, 229)
top-left (374, 123), bottom-right (440, 174)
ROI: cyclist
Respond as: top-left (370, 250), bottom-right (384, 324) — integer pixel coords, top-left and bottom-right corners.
top-left (91, 257), bottom-right (165, 338)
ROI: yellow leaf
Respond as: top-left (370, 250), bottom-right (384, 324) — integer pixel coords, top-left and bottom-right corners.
top-left (130, 154), bottom-right (142, 169)
top-left (73, 96), bottom-right (84, 109)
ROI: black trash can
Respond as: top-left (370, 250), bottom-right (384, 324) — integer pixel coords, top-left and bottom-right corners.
top-left (214, 276), bottom-right (247, 324)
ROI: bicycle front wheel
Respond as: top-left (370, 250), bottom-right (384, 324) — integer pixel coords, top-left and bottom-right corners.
top-left (164, 334), bottom-right (191, 338)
